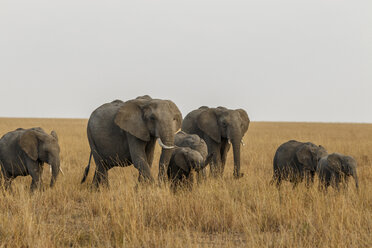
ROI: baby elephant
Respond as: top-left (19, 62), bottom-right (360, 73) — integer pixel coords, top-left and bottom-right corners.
top-left (167, 131), bottom-right (212, 190)
top-left (0, 127), bottom-right (61, 191)
top-left (272, 140), bottom-right (328, 188)
top-left (317, 153), bottom-right (358, 191)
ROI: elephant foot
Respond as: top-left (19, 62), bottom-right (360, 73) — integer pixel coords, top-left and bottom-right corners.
top-left (233, 172), bottom-right (244, 179)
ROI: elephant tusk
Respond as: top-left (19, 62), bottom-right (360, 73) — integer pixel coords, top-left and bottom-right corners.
top-left (241, 140), bottom-right (246, 146)
top-left (228, 139), bottom-right (231, 145)
top-left (157, 138), bottom-right (176, 149)
top-left (49, 165), bottom-right (64, 175)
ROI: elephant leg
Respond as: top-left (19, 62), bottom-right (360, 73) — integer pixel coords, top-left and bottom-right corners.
top-left (145, 138), bottom-right (156, 168)
top-left (92, 156), bottom-right (109, 188)
top-left (305, 171), bottom-right (315, 188)
top-left (185, 172), bottom-right (194, 191)
top-left (322, 173), bottom-right (331, 191)
top-left (1, 172), bottom-right (13, 191)
top-left (220, 139), bottom-right (231, 176)
top-left (92, 166), bottom-right (109, 188)
top-left (0, 167), bottom-right (11, 190)
top-left (274, 174), bottom-right (282, 189)
top-left (211, 151), bottom-right (222, 178)
top-left (196, 168), bottom-right (206, 184)
top-left (342, 176), bottom-right (349, 190)
top-left (26, 160), bottom-right (43, 191)
top-left (170, 171), bottom-right (183, 192)
top-left (318, 179), bottom-right (328, 192)
top-left (0, 170), bottom-right (3, 188)
top-left (204, 137), bottom-right (222, 178)
top-left (334, 177), bottom-right (341, 191)
top-left (132, 154), bottom-right (152, 182)
top-left (3, 178), bottom-right (13, 191)
top-left (127, 134), bottom-right (153, 182)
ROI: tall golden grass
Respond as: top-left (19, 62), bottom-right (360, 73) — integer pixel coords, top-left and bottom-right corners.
top-left (0, 118), bottom-right (371, 247)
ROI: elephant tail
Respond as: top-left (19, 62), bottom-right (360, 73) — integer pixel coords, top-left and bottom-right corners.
top-left (81, 151), bottom-right (93, 183)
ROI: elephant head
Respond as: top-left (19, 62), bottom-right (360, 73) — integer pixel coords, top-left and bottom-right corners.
top-left (114, 96), bottom-right (182, 179)
top-left (196, 107), bottom-right (249, 178)
top-left (19, 129), bottom-right (61, 187)
top-left (173, 147), bottom-right (206, 173)
top-left (174, 131), bottom-right (208, 160)
top-left (327, 153), bottom-right (358, 189)
top-left (296, 143), bottom-right (327, 172)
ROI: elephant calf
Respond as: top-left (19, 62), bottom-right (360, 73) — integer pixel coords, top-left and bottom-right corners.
top-left (317, 153), bottom-right (358, 191)
top-left (0, 127), bottom-right (61, 191)
top-left (167, 131), bottom-right (212, 190)
top-left (272, 140), bottom-right (328, 188)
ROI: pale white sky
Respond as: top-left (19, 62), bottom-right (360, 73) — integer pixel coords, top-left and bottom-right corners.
top-left (0, 0), bottom-right (371, 122)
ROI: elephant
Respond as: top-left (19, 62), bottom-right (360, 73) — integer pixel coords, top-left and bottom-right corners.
top-left (0, 127), bottom-right (61, 191)
top-left (271, 140), bottom-right (328, 188)
top-left (81, 95), bottom-right (182, 187)
top-left (181, 106), bottom-right (249, 178)
top-left (167, 131), bottom-right (212, 190)
top-left (317, 153), bottom-right (358, 191)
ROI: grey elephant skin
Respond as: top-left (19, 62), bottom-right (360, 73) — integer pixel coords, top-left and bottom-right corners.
top-left (182, 106), bottom-right (249, 178)
top-left (167, 131), bottom-right (212, 190)
top-left (317, 153), bottom-right (358, 190)
top-left (81, 95), bottom-right (182, 187)
top-left (0, 127), bottom-right (61, 191)
top-left (272, 140), bottom-right (328, 188)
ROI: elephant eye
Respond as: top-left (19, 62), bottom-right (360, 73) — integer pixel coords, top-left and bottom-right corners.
top-left (149, 115), bottom-right (156, 121)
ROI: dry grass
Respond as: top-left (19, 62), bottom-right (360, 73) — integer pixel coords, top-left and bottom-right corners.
top-left (0, 118), bottom-right (371, 247)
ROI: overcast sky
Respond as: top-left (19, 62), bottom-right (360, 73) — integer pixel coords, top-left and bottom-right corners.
top-left (0, 0), bottom-right (371, 122)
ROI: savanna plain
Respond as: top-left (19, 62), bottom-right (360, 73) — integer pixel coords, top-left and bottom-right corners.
top-left (0, 118), bottom-right (371, 247)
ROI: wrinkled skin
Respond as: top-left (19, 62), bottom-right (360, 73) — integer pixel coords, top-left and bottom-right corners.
top-left (182, 106), bottom-right (249, 178)
top-left (81, 95), bottom-right (182, 187)
top-left (317, 153), bottom-right (358, 191)
top-left (272, 140), bottom-right (328, 188)
top-left (167, 131), bottom-right (212, 190)
top-left (0, 127), bottom-right (61, 191)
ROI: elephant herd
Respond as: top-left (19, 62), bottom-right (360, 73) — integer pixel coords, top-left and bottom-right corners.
top-left (272, 140), bottom-right (359, 191)
top-left (0, 95), bottom-right (358, 192)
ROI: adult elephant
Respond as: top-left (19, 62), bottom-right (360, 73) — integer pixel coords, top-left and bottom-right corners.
top-left (182, 106), bottom-right (249, 178)
top-left (81, 95), bottom-right (182, 187)
top-left (272, 140), bottom-right (328, 188)
top-left (0, 127), bottom-right (61, 191)
top-left (317, 153), bottom-right (358, 191)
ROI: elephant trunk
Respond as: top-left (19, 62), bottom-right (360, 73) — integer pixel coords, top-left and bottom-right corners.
top-left (157, 130), bottom-right (176, 182)
top-left (192, 152), bottom-right (205, 171)
top-left (352, 170), bottom-right (359, 190)
top-left (50, 159), bottom-right (60, 187)
top-left (230, 130), bottom-right (243, 178)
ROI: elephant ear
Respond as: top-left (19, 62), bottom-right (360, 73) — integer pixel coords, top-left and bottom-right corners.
top-left (341, 155), bottom-right (356, 175)
top-left (19, 130), bottom-right (39, 161)
top-left (197, 109), bottom-right (221, 143)
top-left (174, 149), bottom-right (191, 173)
top-left (296, 144), bottom-right (316, 171)
top-left (114, 101), bottom-right (150, 142)
top-left (236, 109), bottom-right (250, 134)
top-left (327, 153), bottom-right (342, 172)
top-left (50, 130), bottom-right (58, 141)
top-left (166, 100), bottom-right (183, 131)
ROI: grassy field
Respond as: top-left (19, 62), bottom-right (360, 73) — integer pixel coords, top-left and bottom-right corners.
top-left (0, 118), bottom-right (371, 247)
